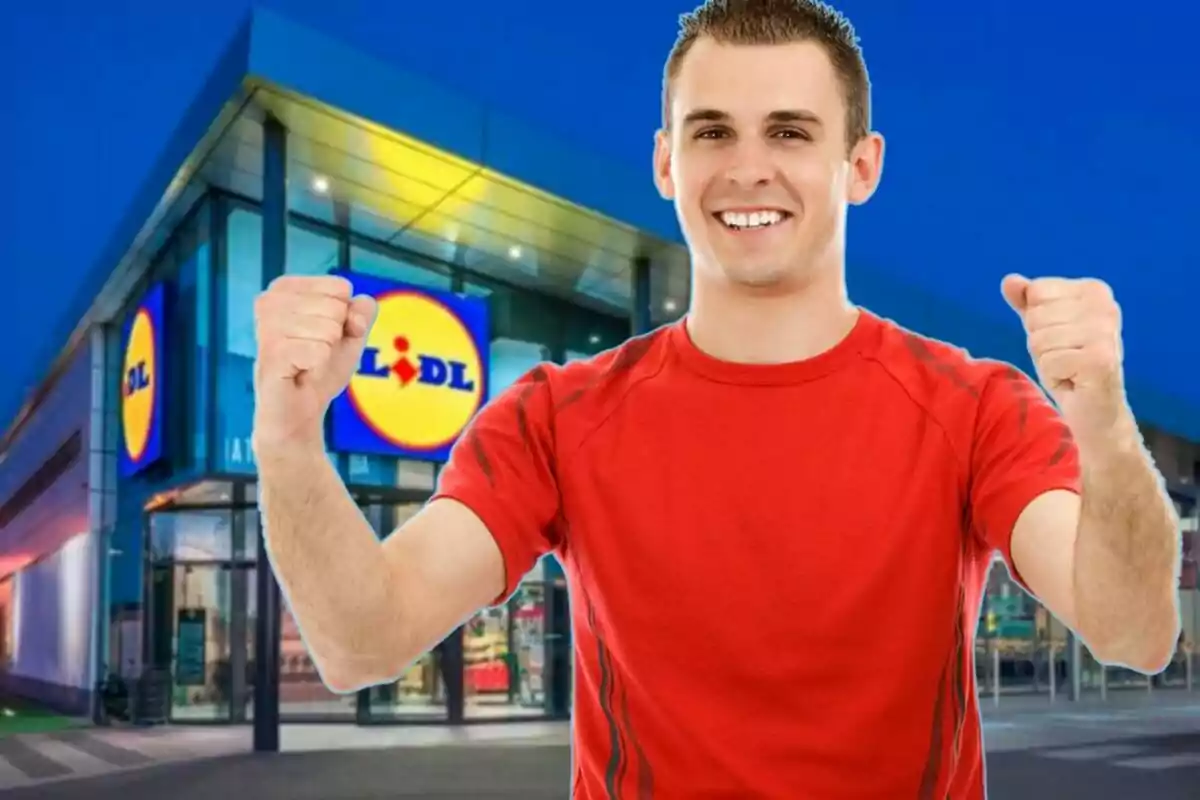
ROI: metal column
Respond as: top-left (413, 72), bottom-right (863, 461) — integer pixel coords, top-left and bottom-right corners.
top-left (229, 483), bottom-right (249, 722)
top-left (253, 114), bottom-right (287, 754)
top-left (89, 324), bottom-right (116, 724)
top-left (1070, 631), bottom-right (1083, 701)
top-left (631, 256), bottom-right (652, 335)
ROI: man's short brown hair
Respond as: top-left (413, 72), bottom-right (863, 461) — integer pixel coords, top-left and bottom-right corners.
top-left (662, 0), bottom-right (871, 150)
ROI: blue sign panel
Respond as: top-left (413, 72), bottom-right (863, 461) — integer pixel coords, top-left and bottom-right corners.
top-left (119, 282), bottom-right (166, 477)
top-left (329, 272), bottom-right (489, 462)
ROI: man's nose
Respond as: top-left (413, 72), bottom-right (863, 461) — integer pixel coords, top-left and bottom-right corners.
top-left (722, 140), bottom-right (776, 187)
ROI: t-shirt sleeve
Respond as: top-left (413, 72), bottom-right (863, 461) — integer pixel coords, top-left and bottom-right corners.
top-left (431, 365), bottom-right (563, 606)
top-left (969, 364), bottom-right (1082, 590)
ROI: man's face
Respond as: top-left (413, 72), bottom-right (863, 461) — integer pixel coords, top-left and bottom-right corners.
top-left (655, 38), bottom-right (884, 292)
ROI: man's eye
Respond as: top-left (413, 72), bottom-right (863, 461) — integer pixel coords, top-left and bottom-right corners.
top-left (773, 128), bottom-right (811, 140)
top-left (695, 128), bottom-right (730, 140)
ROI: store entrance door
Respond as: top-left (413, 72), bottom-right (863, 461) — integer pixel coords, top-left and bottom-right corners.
top-left (143, 489), bottom-right (256, 723)
top-left (145, 558), bottom-right (253, 721)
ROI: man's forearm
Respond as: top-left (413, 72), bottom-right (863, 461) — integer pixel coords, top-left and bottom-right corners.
top-left (1073, 419), bottom-right (1182, 671)
top-left (256, 448), bottom-right (403, 689)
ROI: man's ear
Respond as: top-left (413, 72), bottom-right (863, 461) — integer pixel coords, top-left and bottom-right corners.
top-left (846, 131), bottom-right (885, 206)
top-left (653, 128), bottom-right (675, 200)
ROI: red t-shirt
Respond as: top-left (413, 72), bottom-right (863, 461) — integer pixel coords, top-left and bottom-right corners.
top-left (434, 309), bottom-right (1080, 799)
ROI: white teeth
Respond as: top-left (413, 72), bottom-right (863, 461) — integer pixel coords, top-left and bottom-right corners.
top-left (720, 210), bottom-right (785, 229)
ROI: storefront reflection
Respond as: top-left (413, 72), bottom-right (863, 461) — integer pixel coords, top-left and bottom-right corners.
top-left (165, 563), bottom-right (233, 721)
top-left (975, 560), bottom-right (1069, 698)
top-left (367, 650), bottom-right (446, 718)
top-left (976, 514), bottom-right (1198, 700)
top-left (364, 500), bottom-right (449, 719)
top-left (463, 582), bottom-right (547, 718)
top-left (276, 603), bottom-right (356, 718)
top-left (239, 568), bottom-right (353, 720)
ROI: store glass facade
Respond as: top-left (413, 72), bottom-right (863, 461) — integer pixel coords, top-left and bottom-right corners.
top-left (974, 493), bottom-right (1199, 701)
top-left (100, 183), bottom-right (627, 725)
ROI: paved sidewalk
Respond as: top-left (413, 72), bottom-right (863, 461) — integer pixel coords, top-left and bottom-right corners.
top-left (2, 733), bottom-right (1198, 799)
top-left (0, 690), bottom-right (1196, 793)
top-left (0, 726), bottom-right (246, 793)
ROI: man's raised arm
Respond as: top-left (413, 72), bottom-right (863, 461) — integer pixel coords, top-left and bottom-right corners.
top-left (252, 275), bottom-right (562, 693)
top-left (256, 449), bottom-right (505, 692)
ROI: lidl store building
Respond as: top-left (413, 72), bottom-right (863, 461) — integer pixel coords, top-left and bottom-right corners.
top-left (0, 9), bottom-right (1198, 727)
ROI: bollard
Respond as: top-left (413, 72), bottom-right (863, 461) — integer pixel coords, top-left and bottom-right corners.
top-left (993, 647), bottom-right (1001, 707)
top-left (1048, 643), bottom-right (1056, 703)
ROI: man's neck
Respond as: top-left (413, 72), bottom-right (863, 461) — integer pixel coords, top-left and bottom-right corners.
top-left (684, 273), bottom-right (859, 366)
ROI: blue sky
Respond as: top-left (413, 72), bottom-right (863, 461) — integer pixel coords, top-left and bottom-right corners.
top-left (2, 0), bottom-right (1197, 431)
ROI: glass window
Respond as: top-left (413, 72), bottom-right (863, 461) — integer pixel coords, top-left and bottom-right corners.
top-left (218, 208), bottom-right (343, 473)
top-left (174, 245), bottom-right (204, 472)
top-left (465, 278), bottom-right (556, 397)
top-left (351, 244), bottom-right (451, 290)
top-left (491, 339), bottom-right (550, 396)
top-left (288, 223), bottom-right (340, 276)
top-left (563, 304), bottom-right (628, 361)
top-left (193, 240), bottom-right (212, 468)
top-left (465, 278), bottom-right (558, 349)
top-left (240, 510), bottom-right (355, 721)
top-left (162, 563), bottom-right (233, 721)
top-left (225, 208), bottom-right (261, 360)
top-left (367, 502), bottom-right (447, 720)
top-left (650, 256), bottom-right (689, 327)
top-left (149, 509), bottom-right (233, 562)
top-left (170, 203), bottom-right (211, 474)
top-left (217, 207), bottom-right (261, 474)
top-left (976, 563), bottom-right (1066, 699)
top-left (463, 581), bottom-right (547, 719)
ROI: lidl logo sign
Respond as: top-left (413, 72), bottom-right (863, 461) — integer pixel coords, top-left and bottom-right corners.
top-left (330, 273), bottom-right (489, 462)
top-left (119, 282), bottom-right (166, 477)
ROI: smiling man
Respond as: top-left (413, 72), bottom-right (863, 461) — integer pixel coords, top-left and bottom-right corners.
top-left (251, 1), bottom-right (1183, 798)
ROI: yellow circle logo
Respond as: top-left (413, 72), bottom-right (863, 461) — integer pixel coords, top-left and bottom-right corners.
top-left (348, 290), bottom-right (484, 451)
top-left (121, 308), bottom-right (157, 462)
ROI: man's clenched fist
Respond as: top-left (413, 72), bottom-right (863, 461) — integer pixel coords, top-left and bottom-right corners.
top-left (1002, 273), bottom-right (1131, 447)
top-left (252, 275), bottom-right (378, 455)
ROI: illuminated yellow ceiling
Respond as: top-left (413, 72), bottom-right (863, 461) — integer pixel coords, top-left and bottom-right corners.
top-left (199, 84), bottom-right (691, 321)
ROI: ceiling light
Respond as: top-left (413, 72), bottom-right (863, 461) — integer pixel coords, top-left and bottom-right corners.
top-left (311, 175), bottom-right (330, 194)
top-left (508, 245), bottom-right (522, 260)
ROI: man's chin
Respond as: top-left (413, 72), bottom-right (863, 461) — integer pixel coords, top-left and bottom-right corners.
top-left (720, 264), bottom-right (794, 291)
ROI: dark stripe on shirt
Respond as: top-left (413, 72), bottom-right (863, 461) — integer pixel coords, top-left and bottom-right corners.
top-left (579, 580), bottom-right (655, 799)
top-left (918, 659), bottom-right (949, 800)
top-left (582, 585), bottom-right (627, 799)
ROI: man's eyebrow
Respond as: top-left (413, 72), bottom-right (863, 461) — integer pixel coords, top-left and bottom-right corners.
top-left (766, 109), bottom-right (824, 126)
top-left (680, 108), bottom-right (825, 126)
top-left (681, 108), bottom-right (731, 125)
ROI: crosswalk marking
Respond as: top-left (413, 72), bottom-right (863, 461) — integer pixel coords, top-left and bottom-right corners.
top-left (25, 737), bottom-right (114, 778)
top-left (0, 728), bottom-right (245, 791)
top-left (1034, 741), bottom-right (1200, 772)
top-left (0, 754), bottom-right (32, 789)
top-left (1037, 744), bottom-right (1150, 761)
top-left (47, 729), bottom-right (153, 766)
top-left (1112, 754), bottom-right (1200, 770)
top-left (91, 729), bottom-right (164, 758)
top-left (0, 735), bottom-right (72, 780)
